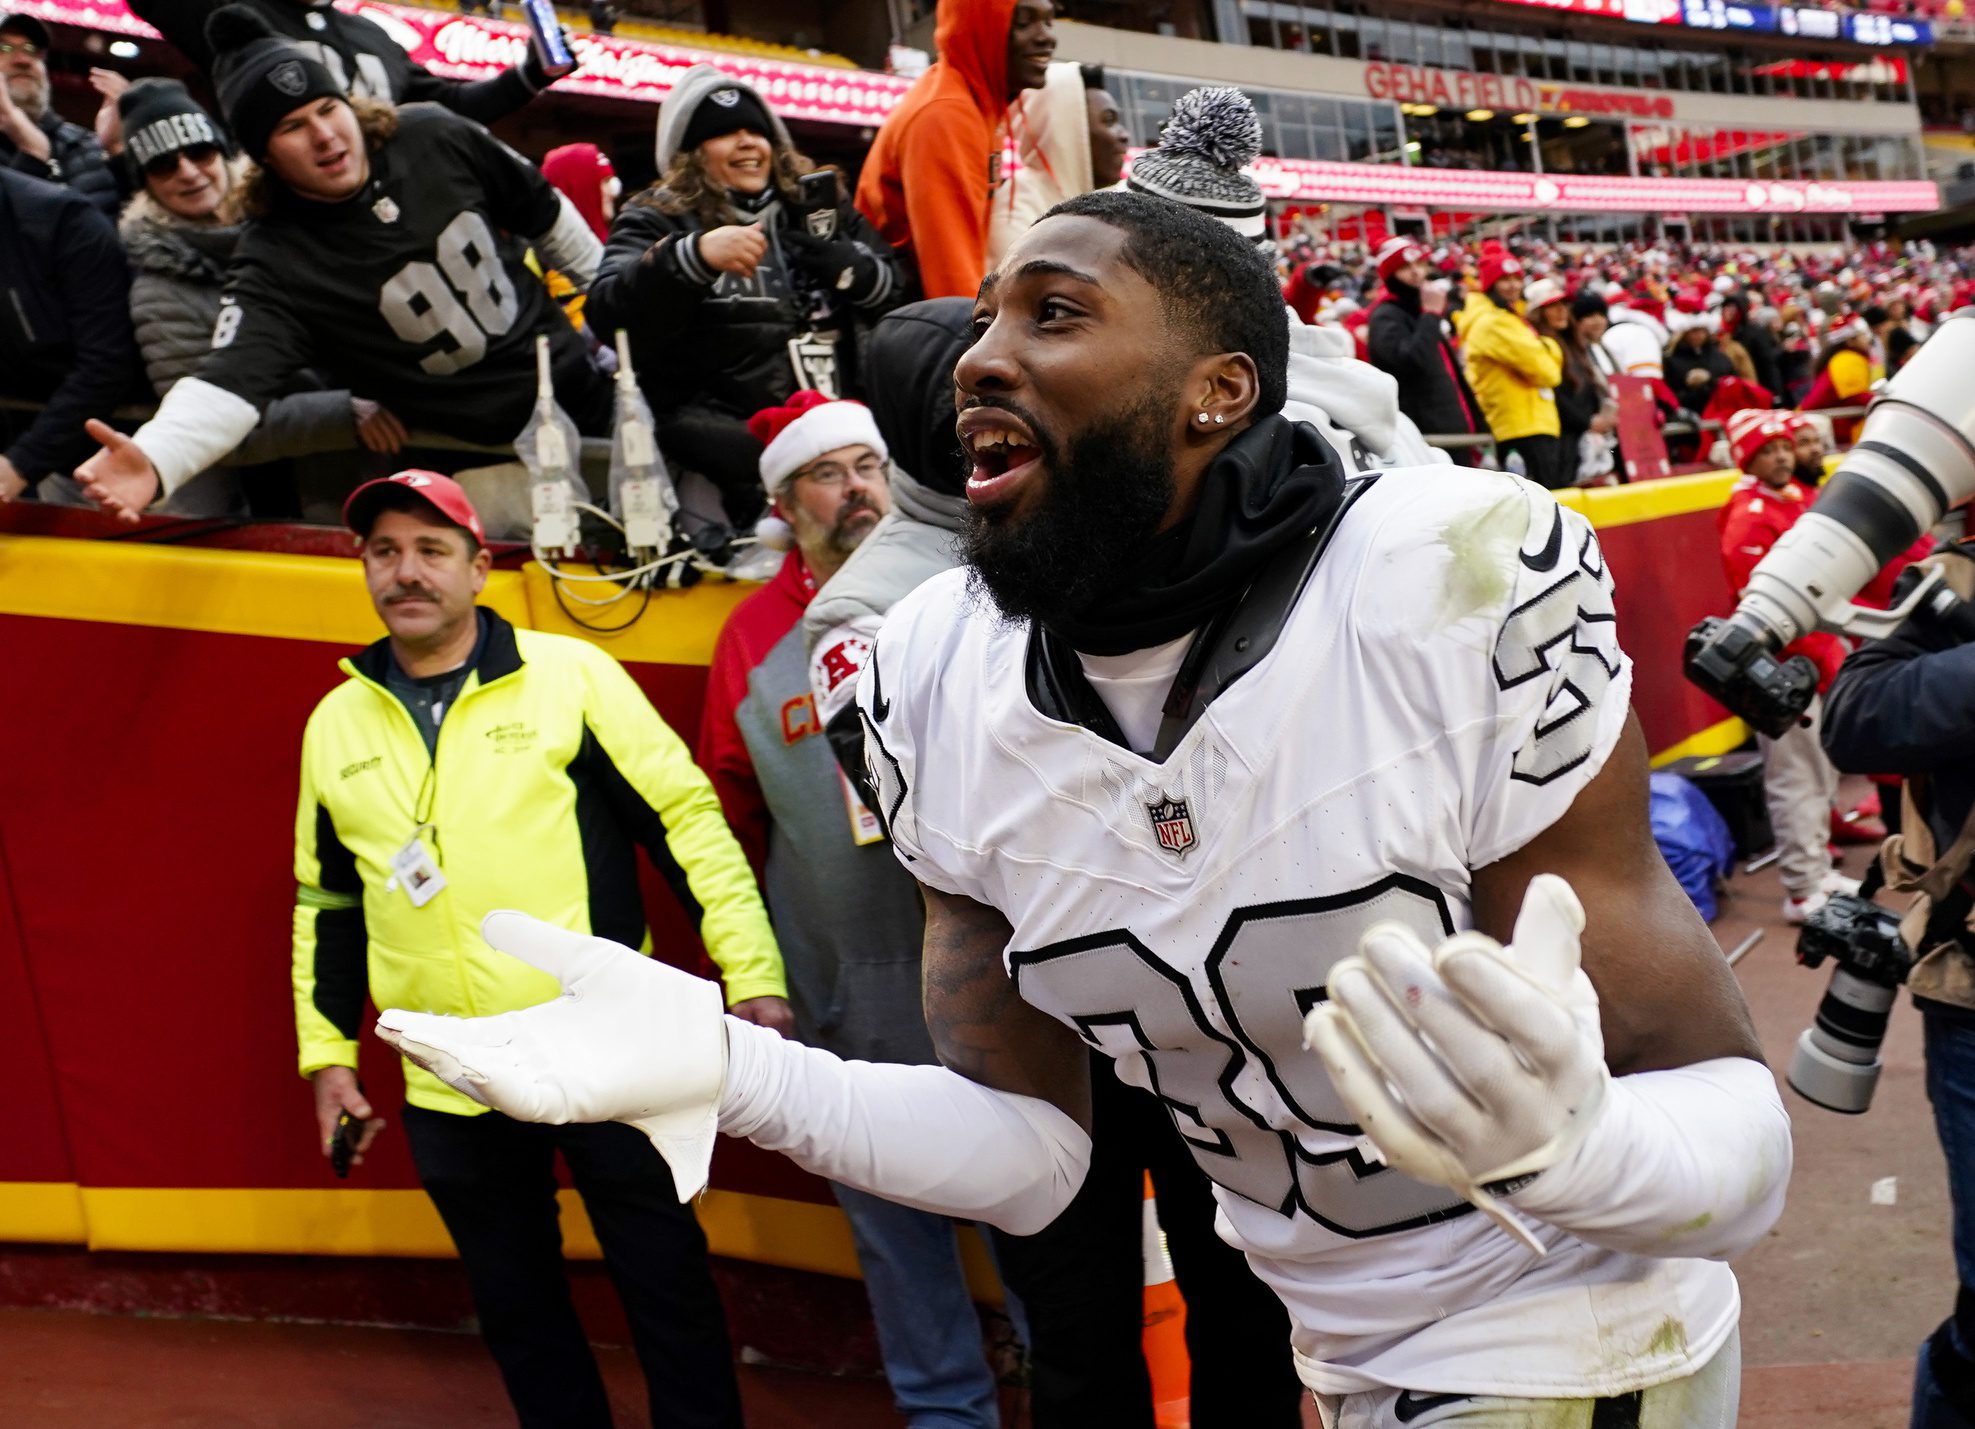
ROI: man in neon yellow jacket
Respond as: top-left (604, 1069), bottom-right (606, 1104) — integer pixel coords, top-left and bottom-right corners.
top-left (1460, 249), bottom-right (1566, 489)
top-left (292, 469), bottom-right (783, 1428)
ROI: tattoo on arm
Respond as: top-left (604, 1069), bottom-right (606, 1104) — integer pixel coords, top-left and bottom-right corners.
top-left (921, 885), bottom-right (1093, 1129)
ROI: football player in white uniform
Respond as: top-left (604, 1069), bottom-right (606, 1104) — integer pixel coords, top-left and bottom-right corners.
top-left (376, 191), bottom-right (1792, 1426)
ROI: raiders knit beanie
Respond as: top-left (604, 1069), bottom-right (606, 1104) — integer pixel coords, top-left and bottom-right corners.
top-left (1126, 86), bottom-right (1267, 241)
top-left (653, 63), bottom-right (792, 175)
top-left (205, 5), bottom-right (343, 162)
top-left (119, 78), bottom-right (228, 174)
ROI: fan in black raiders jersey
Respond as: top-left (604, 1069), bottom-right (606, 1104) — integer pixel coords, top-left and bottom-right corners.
top-left (126, 0), bottom-right (571, 126)
top-left (366, 194), bottom-right (1792, 1428)
top-left (77, 8), bottom-right (607, 524)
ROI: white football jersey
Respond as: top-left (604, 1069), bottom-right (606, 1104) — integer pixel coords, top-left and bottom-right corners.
top-left (857, 466), bottom-right (1738, 1398)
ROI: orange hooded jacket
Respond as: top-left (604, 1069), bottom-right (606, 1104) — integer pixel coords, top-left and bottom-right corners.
top-left (855, 0), bottom-right (1014, 300)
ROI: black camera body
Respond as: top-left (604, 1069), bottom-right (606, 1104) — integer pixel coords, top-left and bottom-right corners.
top-left (1788, 893), bottom-right (1917, 1114)
top-left (1798, 893), bottom-right (1915, 986)
top-left (1683, 616), bottom-right (1821, 739)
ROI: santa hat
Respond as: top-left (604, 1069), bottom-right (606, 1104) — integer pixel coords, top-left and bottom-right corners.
top-left (1376, 236), bottom-right (1428, 284)
top-left (1479, 249), bottom-right (1524, 292)
top-left (746, 391), bottom-right (887, 547)
top-left (1726, 409), bottom-right (1795, 471)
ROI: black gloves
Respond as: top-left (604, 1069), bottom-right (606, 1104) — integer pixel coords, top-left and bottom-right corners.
top-left (781, 228), bottom-right (879, 298)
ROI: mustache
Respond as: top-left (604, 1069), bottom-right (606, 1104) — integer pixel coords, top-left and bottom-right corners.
top-left (384, 586), bottom-right (438, 604)
top-left (954, 395), bottom-right (1055, 469)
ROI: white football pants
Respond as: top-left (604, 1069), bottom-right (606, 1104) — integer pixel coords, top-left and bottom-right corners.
top-left (1311, 1328), bottom-right (1739, 1429)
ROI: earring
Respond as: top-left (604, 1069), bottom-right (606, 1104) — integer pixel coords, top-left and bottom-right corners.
top-left (1196, 411), bottom-right (1211, 424)
top-left (1212, 414), bottom-right (1226, 424)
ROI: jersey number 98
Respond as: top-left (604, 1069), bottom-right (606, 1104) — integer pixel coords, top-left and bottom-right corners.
top-left (378, 212), bottom-right (520, 375)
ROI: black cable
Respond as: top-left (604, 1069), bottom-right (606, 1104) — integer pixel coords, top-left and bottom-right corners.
top-left (548, 549), bottom-right (654, 633)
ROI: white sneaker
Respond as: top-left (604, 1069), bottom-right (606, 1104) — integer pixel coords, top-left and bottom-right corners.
top-left (1783, 871), bottom-right (1862, 925)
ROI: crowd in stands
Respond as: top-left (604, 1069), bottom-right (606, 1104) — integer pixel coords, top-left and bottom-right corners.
top-left (1281, 227), bottom-right (1970, 485)
top-left (5, 0), bottom-right (1968, 517)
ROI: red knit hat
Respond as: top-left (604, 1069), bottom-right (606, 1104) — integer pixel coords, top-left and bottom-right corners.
top-left (1726, 409), bottom-right (1795, 472)
top-left (540, 143), bottom-right (617, 242)
top-left (1478, 249), bottom-right (1524, 292)
top-left (1376, 236), bottom-right (1428, 284)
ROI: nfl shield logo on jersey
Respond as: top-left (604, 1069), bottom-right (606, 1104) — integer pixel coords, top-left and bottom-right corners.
top-left (1147, 796), bottom-right (1196, 858)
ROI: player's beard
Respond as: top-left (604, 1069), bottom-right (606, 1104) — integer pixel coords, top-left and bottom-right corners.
top-left (962, 387), bottom-right (1178, 631)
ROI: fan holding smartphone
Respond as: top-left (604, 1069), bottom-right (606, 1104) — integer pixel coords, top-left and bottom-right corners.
top-left (587, 65), bottom-right (907, 530)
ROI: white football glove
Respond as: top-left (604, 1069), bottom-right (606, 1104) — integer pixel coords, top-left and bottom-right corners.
top-left (1302, 874), bottom-right (1608, 1255)
top-left (374, 911), bottom-right (727, 1201)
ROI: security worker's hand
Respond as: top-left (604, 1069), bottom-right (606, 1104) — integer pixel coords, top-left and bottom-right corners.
top-left (312, 1066), bottom-right (386, 1166)
top-left (730, 995), bottom-right (795, 1038)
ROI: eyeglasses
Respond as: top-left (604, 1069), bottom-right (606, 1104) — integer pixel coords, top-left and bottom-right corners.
top-left (143, 142), bottom-right (222, 179)
top-left (0, 39), bottom-right (44, 58)
top-left (792, 454), bottom-right (887, 488)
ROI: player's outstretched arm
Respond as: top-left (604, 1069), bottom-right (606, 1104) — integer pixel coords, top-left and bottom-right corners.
top-left (378, 904), bottom-right (1092, 1233)
top-left (1306, 713), bottom-right (1790, 1261)
top-left (920, 885), bottom-right (1094, 1127)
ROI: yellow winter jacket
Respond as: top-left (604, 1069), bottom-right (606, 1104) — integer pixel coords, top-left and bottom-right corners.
top-left (1461, 291), bottom-right (1562, 443)
top-left (293, 610), bottom-right (785, 1115)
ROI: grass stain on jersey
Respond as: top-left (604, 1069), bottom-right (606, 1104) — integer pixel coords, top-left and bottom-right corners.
top-left (1433, 487), bottom-right (1526, 627)
top-left (1645, 1315), bottom-right (1689, 1359)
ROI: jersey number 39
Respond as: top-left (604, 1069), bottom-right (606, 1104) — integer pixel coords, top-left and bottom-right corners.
top-left (1012, 874), bottom-right (1472, 1239)
top-left (378, 212), bottom-right (519, 375)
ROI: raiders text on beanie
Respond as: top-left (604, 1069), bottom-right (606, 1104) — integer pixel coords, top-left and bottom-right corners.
top-left (119, 78), bottom-right (228, 173)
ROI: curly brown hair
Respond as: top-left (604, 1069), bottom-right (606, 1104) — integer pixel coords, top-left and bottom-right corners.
top-left (238, 96), bottom-right (398, 219)
top-left (634, 142), bottom-right (821, 229)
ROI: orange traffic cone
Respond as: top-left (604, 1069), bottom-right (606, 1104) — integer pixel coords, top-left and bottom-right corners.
top-left (1142, 1173), bottom-right (1191, 1429)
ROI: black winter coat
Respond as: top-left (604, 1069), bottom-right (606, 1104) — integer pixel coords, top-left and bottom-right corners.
top-left (0, 107), bottom-right (118, 218)
top-left (1736, 322), bottom-right (1786, 401)
top-left (587, 188), bottom-right (904, 420)
top-left (1366, 281), bottom-right (1483, 438)
top-left (1664, 339), bottom-right (1737, 414)
top-left (1824, 541), bottom-right (1975, 853)
top-left (0, 168), bottom-right (141, 481)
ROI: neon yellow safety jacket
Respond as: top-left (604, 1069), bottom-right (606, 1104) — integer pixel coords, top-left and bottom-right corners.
top-left (292, 609), bottom-right (786, 1115)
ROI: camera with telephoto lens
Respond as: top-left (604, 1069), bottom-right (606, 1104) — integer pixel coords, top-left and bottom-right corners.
top-left (1788, 891), bottom-right (1916, 1114)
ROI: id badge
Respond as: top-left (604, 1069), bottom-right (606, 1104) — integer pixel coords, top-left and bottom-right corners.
top-left (386, 828), bottom-right (447, 908)
top-left (839, 768), bottom-right (885, 847)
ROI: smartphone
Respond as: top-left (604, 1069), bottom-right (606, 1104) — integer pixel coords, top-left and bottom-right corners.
top-left (519, 0), bottom-right (574, 74)
top-left (330, 1110), bottom-right (364, 1179)
top-left (794, 169), bottom-right (841, 239)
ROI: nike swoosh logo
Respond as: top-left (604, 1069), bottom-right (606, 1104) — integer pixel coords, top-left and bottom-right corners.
top-left (869, 645), bottom-right (891, 722)
top-left (1394, 1389), bottom-right (1471, 1423)
top-left (1520, 506), bottom-right (1564, 572)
